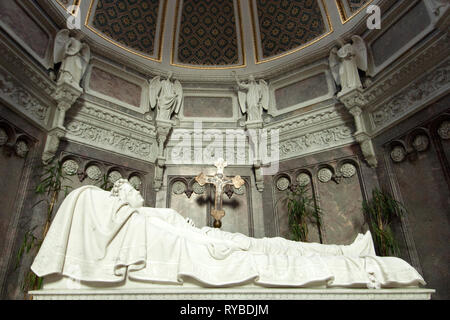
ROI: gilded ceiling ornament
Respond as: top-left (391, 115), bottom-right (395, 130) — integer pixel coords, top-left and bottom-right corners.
top-left (62, 159), bottom-right (79, 176)
top-left (318, 168), bottom-right (333, 183)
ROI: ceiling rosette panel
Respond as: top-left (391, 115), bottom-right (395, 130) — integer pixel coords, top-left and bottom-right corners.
top-left (86, 0), bottom-right (166, 61)
top-left (172, 0), bottom-right (244, 68)
top-left (251, 0), bottom-right (332, 63)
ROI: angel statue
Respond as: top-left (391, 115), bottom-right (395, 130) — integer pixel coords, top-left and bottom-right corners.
top-left (53, 30), bottom-right (90, 88)
top-left (329, 36), bottom-right (368, 96)
top-left (149, 72), bottom-right (183, 122)
top-left (234, 73), bottom-right (269, 123)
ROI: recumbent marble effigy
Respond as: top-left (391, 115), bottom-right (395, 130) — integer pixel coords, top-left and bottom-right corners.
top-left (30, 179), bottom-right (429, 299)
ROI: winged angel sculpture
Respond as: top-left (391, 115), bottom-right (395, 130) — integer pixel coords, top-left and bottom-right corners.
top-left (53, 30), bottom-right (90, 88)
top-left (235, 74), bottom-right (269, 123)
top-left (329, 36), bottom-right (368, 96)
top-left (149, 72), bottom-right (184, 122)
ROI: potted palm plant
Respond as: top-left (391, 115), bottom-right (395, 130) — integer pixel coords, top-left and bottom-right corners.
top-left (362, 188), bottom-right (405, 256)
top-left (286, 184), bottom-right (322, 242)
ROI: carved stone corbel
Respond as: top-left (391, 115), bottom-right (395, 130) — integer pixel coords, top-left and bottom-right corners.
top-left (153, 119), bottom-right (175, 191)
top-left (246, 121), bottom-right (264, 192)
top-left (338, 88), bottom-right (378, 168)
top-left (42, 82), bottom-right (82, 164)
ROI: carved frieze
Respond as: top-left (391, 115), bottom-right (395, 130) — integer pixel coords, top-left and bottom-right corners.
top-left (279, 125), bottom-right (354, 159)
top-left (371, 59), bottom-right (450, 130)
top-left (65, 120), bottom-right (155, 160)
top-left (0, 68), bottom-right (49, 124)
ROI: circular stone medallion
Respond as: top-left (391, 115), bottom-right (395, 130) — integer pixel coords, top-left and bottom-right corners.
top-left (296, 173), bottom-right (311, 187)
top-left (340, 163), bottom-right (356, 178)
top-left (15, 140), bottom-right (29, 158)
top-left (0, 128), bottom-right (8, 146)
top-left (390, 146), bottom-right (406, 163)
top-left (192, 182), bottom-right (205, 195)
top-left (233, 185), bottom-right (245, 195)
top-left (276, 177), bottom-right (290, 191)
top-left (108, 171), bottom-right (122, 184)
top-left (86, 165), bottom-right (102, 181)
top-left (129, 176), bottom-right (142, 190)
top-left (62, 159), bottom-right (79, 176)
top-left (172, 181), bottom-right (187, 195)
top-left (437, 121), bottom-right (450, 140)
top-left (318, 168), bottom-right (333, 183)
top-left (412, 134), bottom-right (429, 152)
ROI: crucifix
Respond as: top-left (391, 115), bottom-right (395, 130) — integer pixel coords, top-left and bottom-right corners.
top-left (195, 158), bottom-right (245, 228)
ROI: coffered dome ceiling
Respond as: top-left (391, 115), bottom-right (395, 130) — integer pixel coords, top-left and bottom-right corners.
top-left (50, 0), bottom-right (374, 79)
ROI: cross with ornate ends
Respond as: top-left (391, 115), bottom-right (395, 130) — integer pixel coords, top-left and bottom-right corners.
top-left (195, 158), bottom-right (245, 228)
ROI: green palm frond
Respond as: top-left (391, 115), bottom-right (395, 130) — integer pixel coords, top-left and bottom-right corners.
top-left (363, 188), bottom-right (405, 256)
top-left (286, 184), bottom-right (322, 242)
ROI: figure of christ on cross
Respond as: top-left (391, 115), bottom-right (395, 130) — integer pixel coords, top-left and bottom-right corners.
top-left (195, 158), bottom-right (245, 228)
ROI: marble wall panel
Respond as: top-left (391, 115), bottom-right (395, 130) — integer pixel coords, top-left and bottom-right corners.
top-left (183, 96), bottom-right (233, 118)
top-left (373, 95), bottom-right (450, 300)
top-left (88, 67), bottom-right (142, 108)
top-left (371, 1), bottom-right (430, 67)
top-left (275, 73), bottom-right (328, 110)
top-left (274, 186), bottom-right (321, 243)
top-left (268, 145), bottom-right (373, 245)
top-left (390, 144), bottom-right (449, 299)
top-left (317, 172), bottom-right (367, 245)
top-left (167, 176), bottom-right (252, 236)
top-left (0, 1), bottom-right (50, 59)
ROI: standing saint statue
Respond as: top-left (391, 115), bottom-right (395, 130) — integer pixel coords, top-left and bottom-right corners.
top-left (234, 73), bottom-right (269, 123)
top-left (329, 36), bottom-right (368, 96)
top-left (149, 72), bottom-right (184, 122)
top-left (53, 30), bottom-right (91, 88)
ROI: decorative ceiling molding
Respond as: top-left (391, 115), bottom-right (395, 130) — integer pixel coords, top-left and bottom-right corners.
top-left (335, 0), bottom-right (374, 24)
top-left (55, 0), bottom-right (82, 16)
top-left (250, 0), bottom-right (333, 64)
top-left (171, 0), bottom-right (245, 69)
top-left (85, 0), bottom-right (167, 62)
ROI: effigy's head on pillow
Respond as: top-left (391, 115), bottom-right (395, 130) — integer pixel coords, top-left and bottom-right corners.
top-left (111, 178), bottom-right (145, 208)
